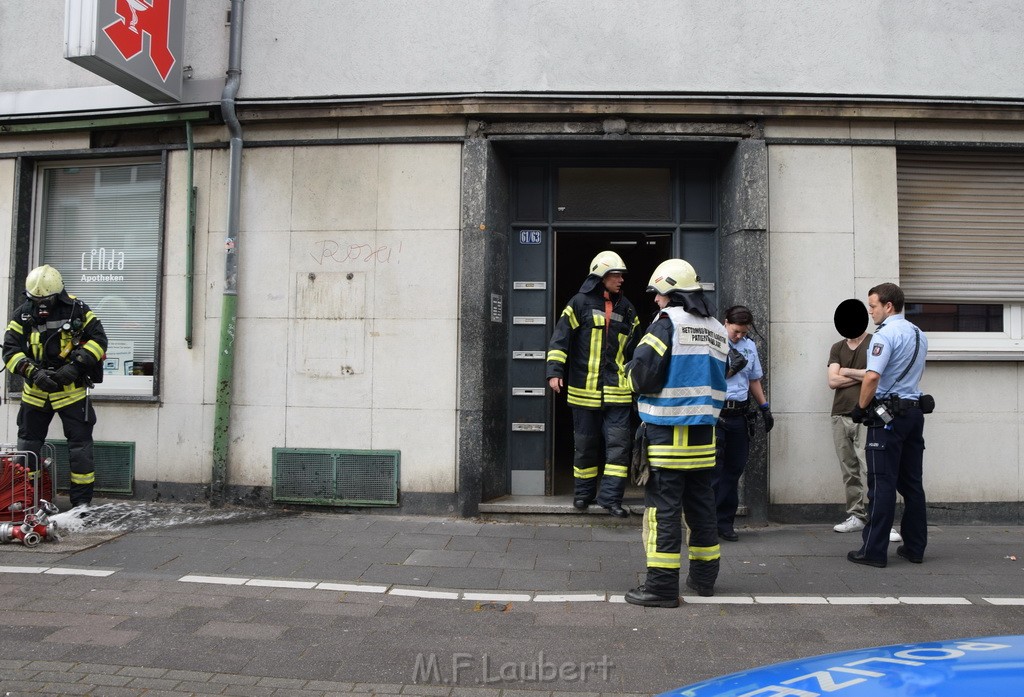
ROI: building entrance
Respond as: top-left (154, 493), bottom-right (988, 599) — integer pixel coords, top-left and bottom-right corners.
top-left (505, 156), bottom-right (720, 498)
top-left (549, 230), bottom-right (671, 496)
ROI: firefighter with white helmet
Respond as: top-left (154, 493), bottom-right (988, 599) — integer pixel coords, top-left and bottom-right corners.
top-left (546, 250), bottom-right (639, 517)
top-left (3, 265), bottom-right (108, 508)
top-left (623, 258), bottom-right (726, 606)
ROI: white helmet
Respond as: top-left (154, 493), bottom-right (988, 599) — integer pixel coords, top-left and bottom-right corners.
top-left (647, 258), bottom-right (702, 294)
top-left (589, 251), bottom-right (627, 278)
top-left (25, 264), bottom-right (64, 298)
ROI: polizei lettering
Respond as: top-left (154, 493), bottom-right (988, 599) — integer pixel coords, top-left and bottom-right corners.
top-left (734, 641), bottom-right (1011, 697)
top-left (677, 326), bottom-right (725, 351)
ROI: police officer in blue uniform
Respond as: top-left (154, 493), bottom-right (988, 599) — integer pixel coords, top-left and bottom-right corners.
top-left (848, 283), bottom-right (929, 567)
top-left (713, 306), bottom-right (773, 542)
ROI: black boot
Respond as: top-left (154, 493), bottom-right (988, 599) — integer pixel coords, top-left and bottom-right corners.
top-left (624, 585), bottom-right (679, 608)
top-left (685, 575), bottom-right (714, 597)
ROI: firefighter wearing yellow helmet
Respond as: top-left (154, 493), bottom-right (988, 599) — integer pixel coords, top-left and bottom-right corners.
top-left (623, 258), bottom-right (726, 607)
top-left (546, 251), bottom-right (639, 518)
top-left (3, 265), bottom-right (108, 508)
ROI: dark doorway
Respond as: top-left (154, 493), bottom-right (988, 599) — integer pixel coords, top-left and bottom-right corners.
top-left (550, 230), bottom-right (672, 495)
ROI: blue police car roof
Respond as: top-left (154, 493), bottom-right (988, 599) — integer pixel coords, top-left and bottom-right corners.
top-left (656, 635), bottom-right (1024, 696)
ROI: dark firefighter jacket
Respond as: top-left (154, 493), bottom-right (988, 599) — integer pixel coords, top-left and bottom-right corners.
top-left (546, 275), bottom-right (639, 409)
top-left (3, 292), bottom-right (108, 411)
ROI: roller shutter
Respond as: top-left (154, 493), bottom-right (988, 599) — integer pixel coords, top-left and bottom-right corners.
top-left (898, 150), bottom-right (1024, 303)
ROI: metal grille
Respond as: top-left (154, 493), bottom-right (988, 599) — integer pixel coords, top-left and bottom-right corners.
top-left (272, 448), bottom-right (399, 506)
top-left (48, 440), bottom-right (135, 494)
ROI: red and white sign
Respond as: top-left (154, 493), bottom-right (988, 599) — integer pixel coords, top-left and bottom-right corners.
top-left (65, 0), bottom-right (186, 103)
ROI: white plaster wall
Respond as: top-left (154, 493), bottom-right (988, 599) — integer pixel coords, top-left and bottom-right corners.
top-left (919, 363), bottom-right (1022, 503)
top-left (15, 136), bottom-right (463, 495)
top-left (3, 1), bottom-right (1023, 114)
top-left (768, 142), bottom-right (1023, 505)
top-left (192, 139), bottom-right (462, 491)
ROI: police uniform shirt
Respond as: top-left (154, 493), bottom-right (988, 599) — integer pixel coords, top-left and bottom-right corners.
top-left (866, 313), bottom-right (928, 400)
top-left (725, 335), bottom-right (763, 401)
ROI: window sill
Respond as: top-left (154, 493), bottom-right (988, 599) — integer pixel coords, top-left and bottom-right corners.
top-left (926, 333), bottom-right (1024, 361)
top-left (92, 375), bottom-right (154, 397)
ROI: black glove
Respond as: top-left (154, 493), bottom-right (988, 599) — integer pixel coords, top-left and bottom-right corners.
top-left (32, 369), bottom-right (60, 393)
top-left (849, 404), bottom-right (868, 424)
top-left (759, 403), bottom-right (774, 433)
top-left (726, 348), bottom-right (748, 378)
top-left (52, 363), bottom-right (82, 386)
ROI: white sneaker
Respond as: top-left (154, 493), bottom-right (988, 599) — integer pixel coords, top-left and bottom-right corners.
top-left (834, 516), bottom-right (866, 533)
top-left (889, 528), bottom-right (903, 543)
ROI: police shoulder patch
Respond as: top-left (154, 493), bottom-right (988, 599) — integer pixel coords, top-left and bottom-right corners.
top-left (871, 343), bottom-right (883, 356)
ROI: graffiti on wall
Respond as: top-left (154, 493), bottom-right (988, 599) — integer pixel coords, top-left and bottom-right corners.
top-left (310, 239), bottom-right (403, 266)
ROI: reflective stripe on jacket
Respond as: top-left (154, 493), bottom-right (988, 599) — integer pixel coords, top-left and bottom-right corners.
top-left (546, 279), bottom-right (639, 409)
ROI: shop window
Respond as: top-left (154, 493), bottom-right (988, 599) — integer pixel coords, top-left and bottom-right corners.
top-left (897, 150), bottom-right (1024, 359)
top-left (35, 160), bottom-right (162, 396)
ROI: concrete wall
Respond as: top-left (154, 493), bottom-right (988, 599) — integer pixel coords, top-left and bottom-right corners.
top-left (0, 124), bottom-right (465, 497)
top-left (2, 0), bottom-right (1023, 114)
top-left (765, 120), bottom-right (1024, 509)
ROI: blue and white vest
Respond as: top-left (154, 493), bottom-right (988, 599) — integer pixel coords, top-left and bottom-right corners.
top-left (637, 306), bottom-right (728, 426)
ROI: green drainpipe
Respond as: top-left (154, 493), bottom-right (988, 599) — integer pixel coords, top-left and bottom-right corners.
top-left (211, 0), bottom-right (245, 506)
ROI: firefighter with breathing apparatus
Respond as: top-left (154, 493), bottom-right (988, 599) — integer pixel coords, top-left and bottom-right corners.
top-left (3, 265), bottom-right (107, 508)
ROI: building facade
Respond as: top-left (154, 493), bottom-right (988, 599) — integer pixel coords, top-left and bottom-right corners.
top-left (2, 1), bottom-right (1022, 521)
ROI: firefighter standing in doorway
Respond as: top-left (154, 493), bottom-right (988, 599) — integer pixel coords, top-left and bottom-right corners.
top-left (546, 251), bottom-right (639, 518)
top-left (3, 265), bottom-right (108, 508)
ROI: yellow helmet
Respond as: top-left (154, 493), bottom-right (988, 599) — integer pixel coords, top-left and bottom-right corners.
top-left (647, 258), bottom-right (702, 294)
top-left (25, 264), bottom-right (64, 298)
top-left (589, 251), bottom-right (627, 278)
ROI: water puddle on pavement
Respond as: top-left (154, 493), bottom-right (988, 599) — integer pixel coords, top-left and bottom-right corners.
top-left (49, 501), bottom-right (285, 535)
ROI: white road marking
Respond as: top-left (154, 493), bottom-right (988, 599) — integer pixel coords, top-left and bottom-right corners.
top-left (390, 588), bottom-right (460, 599)
top-left (0, 565), bottom-right (47, 574)
top-left (463, 592), bottom-right (533, 602)
top-left (45, 567), bottom-right (117, 577)
top-left (179, 574), bottom-right (248, 585)
top-left (533, 593), bottom-right (605, 602)
top-left (316, 581), bottom-right (388, 594)
top-left (0, 568), bottom-right (1011, 609)
top-left (246, 578), bottom-right (317, 589)
top-left (755, 596), bottom-right (828, 604)
top-left (828, 596), bottom-right (900, 605)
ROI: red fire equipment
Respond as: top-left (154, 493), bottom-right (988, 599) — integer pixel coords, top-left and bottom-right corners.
top-left (0, 446), bottom-right (60, 546)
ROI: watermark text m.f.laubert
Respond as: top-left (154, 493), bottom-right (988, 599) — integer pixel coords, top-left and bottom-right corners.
top-left (412, 651), bottom-right (615, 685)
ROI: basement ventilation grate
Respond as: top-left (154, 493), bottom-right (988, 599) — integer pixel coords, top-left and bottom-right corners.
top-left (48, 440), bottom-right (135, 495)
top-left (272, 448), bottom-right (400, 506)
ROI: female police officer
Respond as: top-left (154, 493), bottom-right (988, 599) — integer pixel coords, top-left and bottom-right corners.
top-left (713, 306), bottom-right (773, 542)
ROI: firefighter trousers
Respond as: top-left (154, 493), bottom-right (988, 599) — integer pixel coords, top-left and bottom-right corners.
top-left (570, 405), bottom-right (630, 506)
top-left (641, 424), bottom-right (720, 597)
top-left (17, 400), bottom-right (97, 507)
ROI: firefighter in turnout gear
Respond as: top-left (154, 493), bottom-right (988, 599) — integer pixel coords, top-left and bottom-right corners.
top-left (3, 265), bottom-right (108, 508)
top-left (624, 258), bottom-right (727, 607)
top-left (546, 251), bottom-right (640, 518)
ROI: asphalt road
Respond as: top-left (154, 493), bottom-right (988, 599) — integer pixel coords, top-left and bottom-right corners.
top-left (1, 502), bottom-right (1022, 696)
